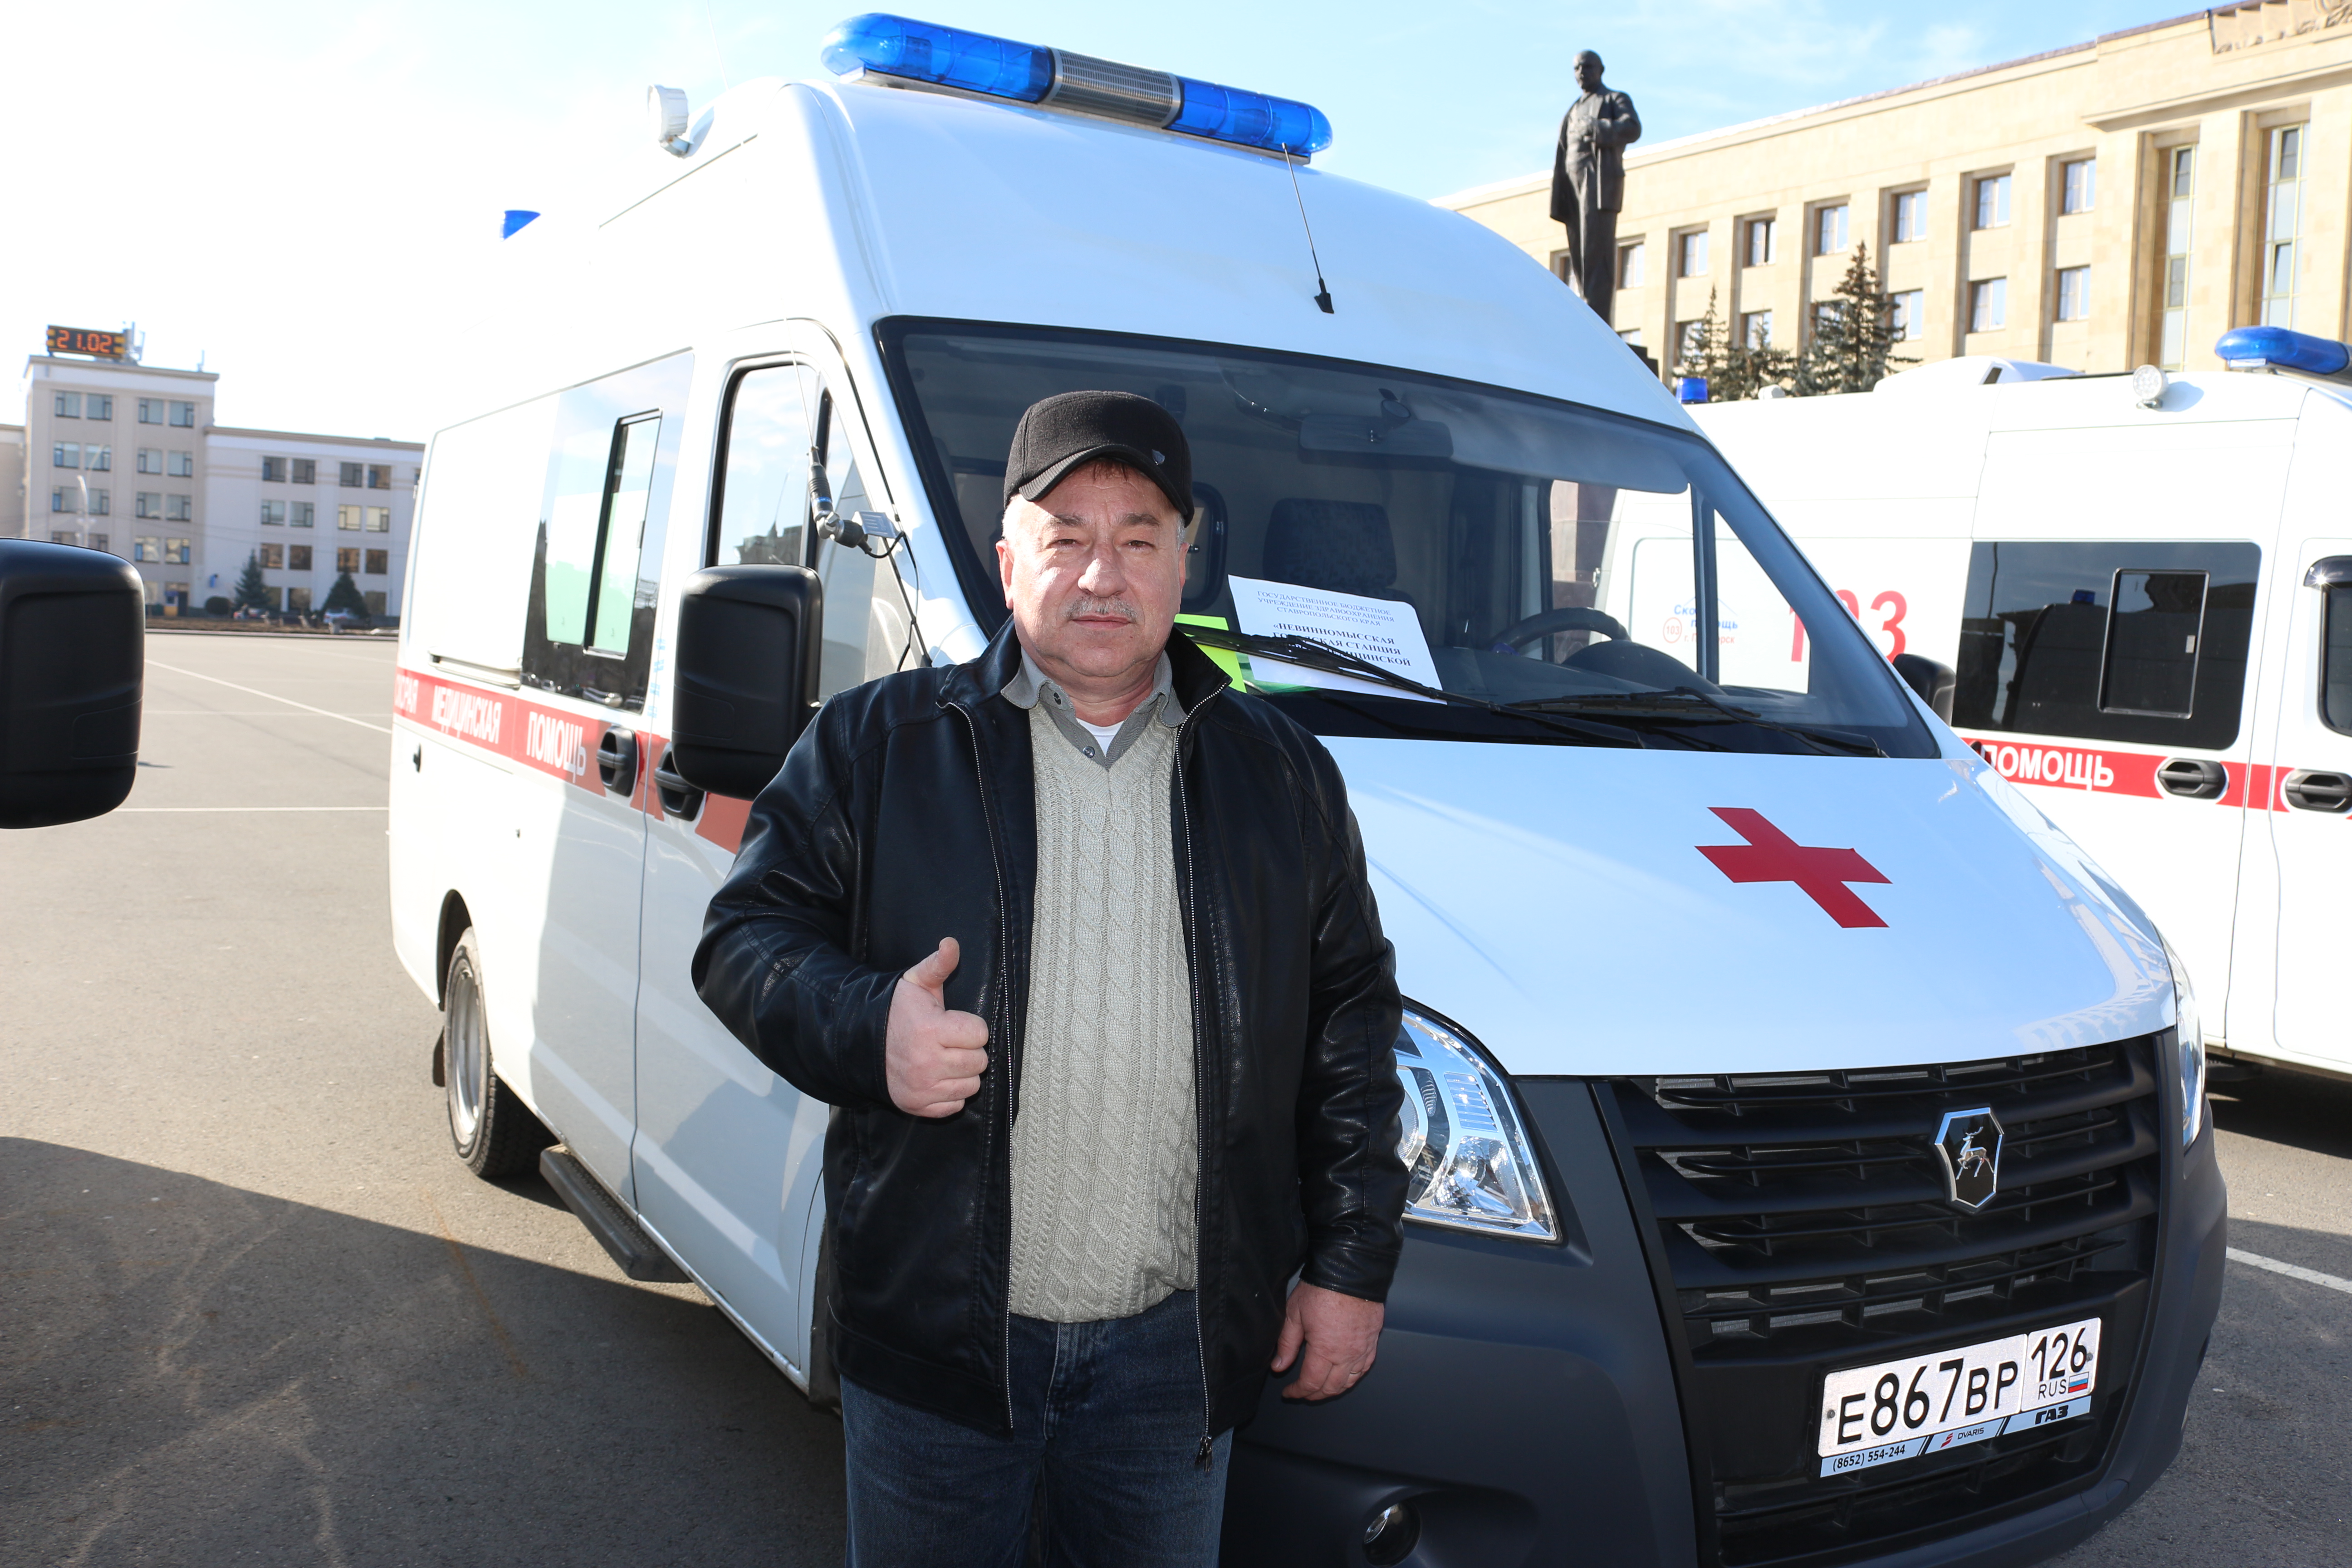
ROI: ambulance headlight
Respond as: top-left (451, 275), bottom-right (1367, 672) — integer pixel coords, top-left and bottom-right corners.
top-left (1393, 1009), bottom-right (1556, 1241)
top-left (2164, 939), bottom-right (2205, 1149)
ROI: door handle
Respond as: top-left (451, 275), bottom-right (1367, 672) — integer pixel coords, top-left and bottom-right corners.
top-left (596, 727), bottom-right (638, 798)
top-left (651, 746), bottom-right (705, 821)
top-left (2155, 757), bottom-right (2226, 799)
top-left (2281, 768), bottom-right (2352, 812)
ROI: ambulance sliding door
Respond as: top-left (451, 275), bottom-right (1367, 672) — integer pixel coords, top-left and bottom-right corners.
top-left (507, 353), bottom-right (693, 1204)
top-left (2262, 541), bottom-right (2352, 1075)
top-left (632, 349), bottom-right (905, 1377)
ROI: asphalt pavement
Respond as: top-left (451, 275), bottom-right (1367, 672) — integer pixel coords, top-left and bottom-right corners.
top-left (3, 634), bottom-right (2347, 1567)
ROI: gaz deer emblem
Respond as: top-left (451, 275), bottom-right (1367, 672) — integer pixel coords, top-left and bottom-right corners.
top-left (1933, 1108), bottom-right (2005, 1211)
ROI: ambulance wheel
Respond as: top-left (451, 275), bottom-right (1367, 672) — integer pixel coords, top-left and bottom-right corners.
top-left (444, 929), bottom-right (550, 1178)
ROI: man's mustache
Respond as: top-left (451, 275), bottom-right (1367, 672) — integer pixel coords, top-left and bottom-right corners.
top-left (1062, 596), bottom-right (1138, 623)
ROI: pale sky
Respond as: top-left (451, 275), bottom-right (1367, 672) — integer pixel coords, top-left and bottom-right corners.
top-left (1, 1), bottom-right (2186, 440)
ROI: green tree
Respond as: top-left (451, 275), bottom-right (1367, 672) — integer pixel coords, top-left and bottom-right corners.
top-left (1794, 241), bottom-right (1912, 395)
top-left (323, 571), bottom-right (369, 618)
top-left (1673, 287), bottom-right (1795, 402)
top-left (232, 553), bottom-right (275, 612)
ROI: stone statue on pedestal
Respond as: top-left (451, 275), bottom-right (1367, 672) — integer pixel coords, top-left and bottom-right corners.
top-left (1551, 51), bottom-right (1642, 328)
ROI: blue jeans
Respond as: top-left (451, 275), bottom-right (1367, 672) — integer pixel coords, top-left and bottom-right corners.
top-left (840, 1289), bottom-right (1233, 1568)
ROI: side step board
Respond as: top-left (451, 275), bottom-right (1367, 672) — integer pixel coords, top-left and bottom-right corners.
top-left (539, 1147), bottom-right (690, 1284)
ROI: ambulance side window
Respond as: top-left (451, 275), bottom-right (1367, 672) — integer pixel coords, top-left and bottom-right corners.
top-left (710, 365), bottom-right (817, 568)
top-left (520, 353), bottom-right (691, 710)
top-left (1954, 540), bottom-right (2259, 749)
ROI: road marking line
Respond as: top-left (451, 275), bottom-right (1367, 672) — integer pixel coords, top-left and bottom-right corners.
top-left (146, 661), bottom-right (394, 735)
top-left (2228, 1246), bottom-right (2352, 1296)
top-left (116, 806), bottom-right (387, 813)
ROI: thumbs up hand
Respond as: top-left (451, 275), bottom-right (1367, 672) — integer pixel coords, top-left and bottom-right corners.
top-left (885, 938), bottom-right (991, 1117)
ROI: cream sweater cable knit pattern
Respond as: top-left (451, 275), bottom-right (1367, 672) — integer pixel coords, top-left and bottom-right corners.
top-left (1006, 701), bottom-right (1197, 1322)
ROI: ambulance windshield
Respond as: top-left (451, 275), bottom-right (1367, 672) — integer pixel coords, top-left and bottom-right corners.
top-left (884, 320), bottom-right (1936, 759)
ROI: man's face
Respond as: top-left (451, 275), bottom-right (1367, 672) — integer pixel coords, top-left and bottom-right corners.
top-left (1575, 54), bottom-right (1603, 93)
top-left (997, 460), bottom-right (1186, 689)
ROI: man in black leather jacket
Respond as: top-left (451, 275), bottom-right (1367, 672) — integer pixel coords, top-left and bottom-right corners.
top-left (694, 390), bottom-right (1406, 1564)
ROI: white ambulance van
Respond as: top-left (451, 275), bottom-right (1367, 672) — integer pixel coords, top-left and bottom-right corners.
top-left (389, 17), bottom-right (2223, 1566)
top-left (1692, 330), bottom-right (2352, 1091)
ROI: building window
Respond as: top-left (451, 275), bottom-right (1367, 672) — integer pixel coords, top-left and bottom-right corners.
top-left (257, 543), bottom-right (284, 570)
top-left (1744, 217), bottom-right (1776, 267)
top-left (1676, 319), bottom-right (1706, 365)
top-left (2160, 146), bottom-right (2195, 369)
top-left (1974, 174), bottom-right (2012, 229)
top-left (88, 395), bottom-right (112, 421)
top-left (1618, 240), bottom-right (1646, 289)
top-left (168, 401), bottom-right (196, 427)
top-left (364, 591), bottom-right (387, 617)
top-left (291, 458), bottom-right (316, 485)
top-left (166, 494), bottom-right (192, 521)
top-left (137, 398), bottom-right (162, 425)
top-left (337, 547), bottom-right (361, 574)
top-left (165, 539), bottom-right (191, 564)
top-left (1677, 230), bottom-right (1709, 278)
top-left (88, 534), bottom-right (109, 554)
top-left (1970, 278), bottom-right (2008, 333)
top-left (367, 464), bottom-right (392, 490)
top-left (2262, 125), bottom-right (2306, 328)
top-left (54, 392), bottom-right (81, 418)
top-left (365, 507), bottom-right (391, 533)
top-left (289, 545), bottom-right (314, 572)
top-left (2056, 266), bottom-right (2090, 322)
top-left (288, 587), bottom-right (314, 614)
top-left (1618, 327), bottom-right (1645, 348)
top-left (133, 537), bottom-right (159, 562)
top-left (53, 442), bottom-right (80, 469)
top-left (1891, 190), bottom-right (1927, 244)
top-left (1811, 300), bottom-right (1843, 339)
top-left (86, 445), bottom-right (111, 472)
top-left (291, 501), bottom-right (315, 528)
top-left (2061, 159), bottom-right (2095, 214)
top-left (136, 492), bottom-right (162, 519)
top-left (1741, 310), bottom-right (1774, 349)
top-left (1815, 203), bottom-right (1849, 255)
top-left (260, 500), bottom-right (287, 525)
top-left (87, 489), bottom-right (110, 516)
top-left (262, 456), bottom-right (287, 483)
top-left (339, 462), bottom-right (365, 488)
top-left (338, 504), bottom-right (362, 531)
top-left (1890, 289), bottom-right (1925, 342)
top-left (137, 447), bottom-right (162, 474)
top-left (365, 549), bottom-right (389, 576)
top-left (168, 450), bottom-right (194, 477)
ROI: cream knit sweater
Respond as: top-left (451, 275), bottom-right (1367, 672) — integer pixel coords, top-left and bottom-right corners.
top-left (1005, 700), bottom-right (1197, 1322)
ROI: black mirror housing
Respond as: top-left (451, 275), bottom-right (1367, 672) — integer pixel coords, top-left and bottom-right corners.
top-left (0, 540), bottom-right (145, 828)
top-left (668, 565), bottom-right (824, 799)
top-left (1891, 652), bottom-right (1956, 723)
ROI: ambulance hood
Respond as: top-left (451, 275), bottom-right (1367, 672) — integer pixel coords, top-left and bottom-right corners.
top-left (1330, 739), bottom-right (2174, 1077)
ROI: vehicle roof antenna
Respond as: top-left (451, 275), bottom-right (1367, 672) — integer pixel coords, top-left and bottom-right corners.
top-left (1281, 148), bottom-right (1334, 314)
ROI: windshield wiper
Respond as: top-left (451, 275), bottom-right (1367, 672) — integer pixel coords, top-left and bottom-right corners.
top-left (1179, 627), bottom-right (1649, 749)
top-left (1508, 687), bottom-right (1886, 758)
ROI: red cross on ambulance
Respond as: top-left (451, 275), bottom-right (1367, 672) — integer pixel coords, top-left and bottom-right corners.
top-left (1696, 807), bottom-right (1891, 929)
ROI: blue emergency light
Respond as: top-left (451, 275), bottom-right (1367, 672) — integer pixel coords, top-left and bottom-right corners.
top-left (820, 13), bottom-right (1333, 157)
top-left (2214, 324), bottom-right (2352, 377)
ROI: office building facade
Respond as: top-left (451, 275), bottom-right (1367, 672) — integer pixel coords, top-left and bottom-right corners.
top-left (1442, 7), bottom-right (2352, 380)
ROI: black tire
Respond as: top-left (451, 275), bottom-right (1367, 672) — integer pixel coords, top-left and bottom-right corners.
top-left (443, 929), bottom-right (551, 1178)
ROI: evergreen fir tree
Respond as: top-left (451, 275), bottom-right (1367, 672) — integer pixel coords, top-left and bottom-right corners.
top-left (232, 552), bottom-right (275, 612)
top-left (1673, 288), bottom-right (1796, 402)
top-left (1794, 242), bottom-right (1911, 395)
top-left (323, 571), bottom-right (369, 617)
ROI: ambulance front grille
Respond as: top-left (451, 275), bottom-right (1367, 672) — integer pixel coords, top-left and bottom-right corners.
top-left (1604, 1035), bottom-right (2165, 1568)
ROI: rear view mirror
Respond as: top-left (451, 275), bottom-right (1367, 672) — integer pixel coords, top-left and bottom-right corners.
top-left (0, 540), bottom-right (145, 828)
top-left (668, 564), bottom-right (824, 799)
top-left (1892, 653), bottom-right (1956, 723)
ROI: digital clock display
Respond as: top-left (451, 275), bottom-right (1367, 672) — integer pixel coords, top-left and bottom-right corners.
top-left (47, 325), bottom-right (127, 360)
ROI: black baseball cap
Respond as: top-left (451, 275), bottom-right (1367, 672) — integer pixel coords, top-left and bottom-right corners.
top-left (1002, 390), bottom-right (1192, 520)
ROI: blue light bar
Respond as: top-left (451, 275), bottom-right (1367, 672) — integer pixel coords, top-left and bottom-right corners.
top-left (820, 13), bottom-right (1332, 157)
top-left (2214, 324), bottom-right (2351, 377)
top-left (500, 209), bottom-right (541, 239)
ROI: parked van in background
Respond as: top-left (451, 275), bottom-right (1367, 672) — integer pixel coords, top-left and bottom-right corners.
top-left (1694, 333), bottom-right (2352, 1088)
top-left (388, 18), bottom-right (2223, 1567)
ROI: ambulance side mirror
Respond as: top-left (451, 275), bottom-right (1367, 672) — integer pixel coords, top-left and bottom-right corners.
top-left (0, 540), bottom-right (145, 828)
top-left (668, 564), bottom-right (825, 799)
top-left (1892, 652), bottom-right (1955, 723)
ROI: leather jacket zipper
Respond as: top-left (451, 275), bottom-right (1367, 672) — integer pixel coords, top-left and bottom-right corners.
top-left (947, 696), bottom-right (1020, 1437)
